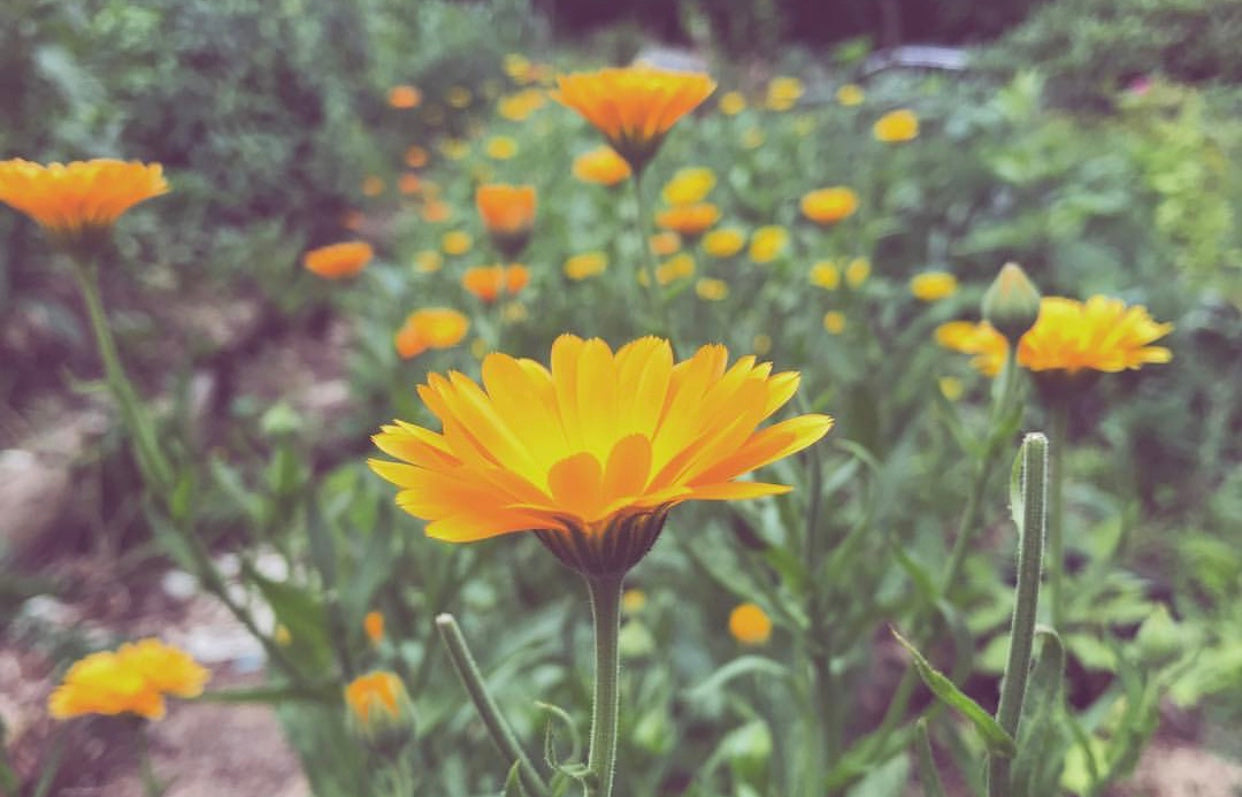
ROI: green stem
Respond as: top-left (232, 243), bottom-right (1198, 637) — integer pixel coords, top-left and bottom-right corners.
top-left (135, 724), bottom-right (163, 797)
top-left (435, 613), bottom-right (547, 796)
top-left (585, 575), bottom-right (623, 797)
top-left (987, 433), bottom-right (1047, 797)
top-left (1048, 403), bottom-right (1068, 629)
top-left (630, 174), bottom-right (679, 350)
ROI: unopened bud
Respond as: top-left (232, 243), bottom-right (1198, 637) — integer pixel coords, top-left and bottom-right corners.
top-left (982, 263), bottom-right (1041, 344)
top-left (344, 671), bottom-right (415, 756)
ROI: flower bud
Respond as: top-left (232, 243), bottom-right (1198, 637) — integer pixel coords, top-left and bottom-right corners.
top-left (344, 671), bottom-right (414, 756)
top-left (982, 262), bottom-right (1041, 344)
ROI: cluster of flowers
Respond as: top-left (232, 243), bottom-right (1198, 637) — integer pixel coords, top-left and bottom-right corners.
top-left (47, 638), bottom-right (209, 721)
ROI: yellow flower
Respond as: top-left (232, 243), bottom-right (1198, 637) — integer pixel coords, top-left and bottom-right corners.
top-left (657, 253), bottom-right (696, 285)
top-left (554, 65), bottom-right (716, 171)
top-left (703, 228), bottom-right (745, 258)
top-left (303, 241), bottom-right (374, 280)
top-left (695, 277), bottom-right (729, 301)
top-left (504, 53), bottom-right (533, 83)
top-left (462, 264), bottom-right (529, 303)
top-left (369, 335), bottom-right (833, 576)
top-left (622, 589), bottom-right (647, 613)
top-left (938, 376), bottom-right (964, 401)
top-left (442, 230), bottom-right (473, 256)
top-left (809, 261), bottom-right (840, 290)
top-left (801, 187), bottom-right (859, 225)
top-left (765, 76), bottom-right (804, 111)
top-left (741, 127), bottom-right (766, 150)
top-left (661, 167), bottom-right (717, 205)
top-left (910, 271), bottom-right (959, 302)
top-left (498, 89), bottom-right (547, 121)
top-left (836, 84), bottom-right (865, 106)
top-left (485, 136), bottom-right (519, 160)
top-left (654, 203), bottom-right (720, 239)
top-left (344, 671), bottom-right (413, 747)
top-left (935, 321), bottom-right (1008, 377)
top-left (845, 257), bottom-right (870, 287)
top-left (362, 175), bottom-right (385, 197)
top-left (719, 91), bottom-right (747, 115)
top-left (446, 86), bottom-right (473, 108)
top-left (649, 231), bottom-right (682, 256)
top-left (874, 109), bottom-right (919, 143)
top-left (0, 159), bottom-right (168, 248)
top-left (388, 85), bottom-right (422, 109)
top-left (476, 183), bottom-right (537, 258)
top-left (729, 603), bottom-right (772, 645)
top-left (564, 251), bottom-right (608, 281)
top-left (572, 146), bottom-right (633, 186)
top-left (823, 311), bottom-right (847, 334)
top-left (49, 639), bottom-right (208, 721)
top-left (749, 226), bottom-right (788, 263)
top-left (395, 309), bottom-right (470, 360)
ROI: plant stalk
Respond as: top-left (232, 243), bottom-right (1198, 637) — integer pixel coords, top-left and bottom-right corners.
top-left (1048, 403), bottom-right (1068, 629)
top-left (585, 574), bottom-right (624, 797)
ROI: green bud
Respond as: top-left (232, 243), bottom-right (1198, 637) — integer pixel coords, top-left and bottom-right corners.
top-left (982, 262), bottom-right (1042, 344)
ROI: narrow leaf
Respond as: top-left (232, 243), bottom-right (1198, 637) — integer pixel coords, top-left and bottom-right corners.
top-left (915, 720), bottom-right (948, 797)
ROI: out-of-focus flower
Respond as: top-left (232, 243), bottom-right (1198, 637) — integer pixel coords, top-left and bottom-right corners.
top-left (741, 127), bottom-right (766, 150)
top-left (49, 639), bottom-right (208, 720)
top-left (564, 251), bottom-right (607, 281)
top-left (388, 85), bottom-right (422, 109)
top-left (554, 65), bottom-right (716, 172)
top-left (421, 200), bottom-right (453, 223)
top-left (836, 84), bottom-right (865, 106)
top-left (364, 611), bottom-right (385, 645)
top-left (749, 226), bottom-right (788, 263)
top-left (572, 146), bottom-right (632, 186)
top-left (369, 335), bottom-right (832, 576)
top-left (446, 86), bottom-right (473, 108)
top-left (661, 167), bottom-right (716, 205)
top-left (396, 309), bottom-right (470, 359)
top-left (498, 89), bottom-right (547, 121)
top-left (729, 603), bottom-right (772, 645)
top-left (873, 109), bottom-right (919, 142)
top-left (935, 321), bottom-right (1008, 377)
top-left (801, 187), bottom-right (859, 225)
top-left (440, 139), bottom-right (470, 160)
top-left (476, 184), bottom-right (536, 258)
top-left (823, 311), bottom-right (847, 334)
top-left (703, 228), bottom-right (745, 258)
top-left (809, 261), bottom-right (840, 290)
top-left (398, 173), bottom-right (421, 195)
top-left (413, 250), bottom-right (443, 273)
top-left (504, 53), bottom-right (534, 84)
top-left (696, 277), bottom-right (729, 301)
top-left (362, 176), bottom-right (385, 197)
top-left (845, 257), bottom-right (870, 287)
top-left (765, 76), bottom-right (804, 111)
top-left (649, 231), bottom-right (682, 257)
top-left (719, 91), bottom-right (746, 115)
top-left (622, 589), bottom-right (647, 613)
top-left (485, 136), bottom-right (519, 160)
top-left (938, 376), bottom-right (964, 401)
top-left (501, 301), bottom-right (528, 323)
top-left (655, 203), bottom-right (720, 239)
top-left (304, 241), bottom-right (374, 279)
top-left (656, 253), bottom-right (696, 285)
top-left (344, 671), bottom-right (413, 749)
top-left (0, 159), bottom-right (168, 249)
top-left (462, 264), bottom-right (529, 303)
top-left (910, 271), bottom-right (958, 302)
top-left (442, 230), bottom-right (473, 256)
top-left (404, 145), bottom-right (429, 168)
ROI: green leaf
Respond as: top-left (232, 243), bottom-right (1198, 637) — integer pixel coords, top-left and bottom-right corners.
top-left (536, 701), bottom-right (582, 769)
top-left (683, 655), bottom-right (791, 703)
top-left (502, 759), bottom-right (528, 797)
top-left (915, 720), bottom-right (948, 797)
top-left (891, 628), bottom-right (1017, 757)
top-left (304, 496), bottom-right (337, 591)
top-left (244, 565), bottom-right (332, 673)
top-left (845, 752), bottom-right (910, 797)
top-left (1012, 628), bottom-right (1067, 797)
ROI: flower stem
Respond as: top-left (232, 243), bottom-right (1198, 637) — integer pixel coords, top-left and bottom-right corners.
top-left (135, 724), bottom-right (164, 797)
top-left (435, 613), bottom-right (547, 796)
top-left (1048, 403), bottom-right (1068, 629)
top-left (584, 574), bottom-right (623, 797)
top-left (987, 433), bottom-right (1047, 796)
top-left (630, 174), bottom-right (679, 351)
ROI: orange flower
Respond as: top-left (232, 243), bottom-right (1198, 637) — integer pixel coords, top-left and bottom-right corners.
top-left (364, 611), bottom-right (385, 645)
top-left (655, 203), bottom-right (720, 239)
top-left (49, 639), bottom-right (208, 721)
top-left (572, 146), bottom-right (632, 186)
top-left (421, 200), bottom-right (453, 223)
top-left (361, 176), bottom-right (385, 197)
top-left (404, 145), bottom-right (429, 168)
top-left (395, 309), bottom-right (470, 359)
top-left (554, 65), bottom-right (716, 172)
top-left (397, 173), bottom-right (421, 195)
top-left (462, 265), bottom-right (529, 303)
top-left (874, 109), bottom-right (919, 142)
top-left (388, 85), bottom-right (422, 109)
top-left (476, 184), bottom-right (537, 258)
top-left (729, 603), bottom-right (772, 645)
top-left (801, 187), bottom-right (858, 225)
top-left (649, 231), bottom-right (681, 257)
top-left (304, 241), bottom-right (374, 279)
top-left (369, 335), bottom-right (833, 576)
top-left (344, 671), bottom-right (413, 747)
top-left (0, 159), bottom-right (168, 248)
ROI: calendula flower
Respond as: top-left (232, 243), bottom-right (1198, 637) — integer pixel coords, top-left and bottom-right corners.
top-left (345, 671), bottom-right (414, 751)
top-left (369, 335), bottom-right (833, 576)
top-left (404, 145), bottom-right (429, 168)
top-left (442, 230), bottom-right (473, 256)
top-left (0, 159), bottom-right (168, 249)
top-left (655, 203), bottom-right (720, 239)
top-left (935, 321), bottom-right (1008, 377)
top-left (749, 226), bottom-right (789, 264)
top-left (656, 253), bottom-right (696, 285)
top-left (810, 261), bottom-right (841, 290)
top-left (364, 611), bottom-right (385, 645)
top-left (463, 264), bottom-right (529, 303)
top-left (910, 271), bottom-right (959, 302)
top-left (801, 187), bottom-right (858, 225)
top-left (485, 136), bottom-right (519, 160)
top-left (476, 184), bottom-right (537, 258)
top-left (362, 176), bottom-right (385, 197)
top-left (572, 146), bottom-right (632, 186)
top-left (661, 167), bottom-right (717, 206)
top-left (49, 639), bottom-right (209, 721)
top-left (650, 231), bottom-right (682, 257)
top-left (696, 277), bottom-right (729, 301)
top-left (554, 65), bottom-right (716, 172)
top-left (718, 91), bottom-right (746, 115)
top-left (874, 109), bottom-right (919, 142)
top-left (388, 85), bottom-right (422, 109)
top-left (398, 173), bottom-right (421, 195)
top-left (823, 311), bottom-right (847, 334)
top-left (703, 228), bottom-right (745, 258)
top-left (729, 603), bottom-right (772, 645)
top-left (304, 241), bottom-right (374, 279)
top-left (765, 76), bottom-right (804, 111)
top-left (395, 309), bottom-right (470, 359)
top-left (498, 89), bottom-right (547, 121)
top-left (446, 86), bottom-right (473, 108)
top-left (622, 588), bottom-right (647, 613)
top-left (564, 251), bottom-right (608, 281)
top-left (504, 53), bottom-right (534, 83)
top-left (845, 257), bottom-right (870, 287)
top-left (836, 84), bottom-right (865, 106)
top-left (421, 200), bottom-right (453, 223)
